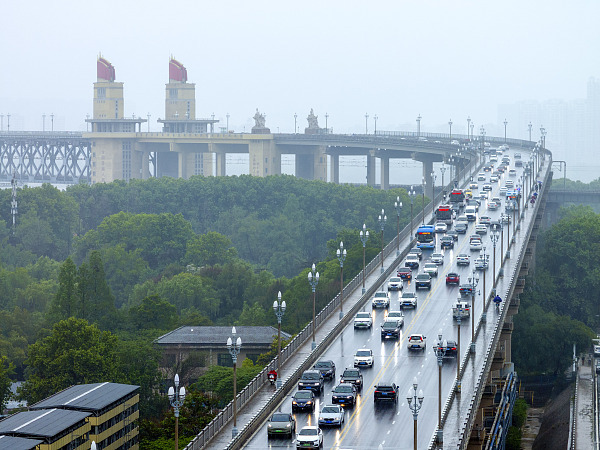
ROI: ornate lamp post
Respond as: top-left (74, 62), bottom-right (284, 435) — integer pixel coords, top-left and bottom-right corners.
top-left (374, 114), bottom-right (378, 135)
top-left (307, 267), bottom-right (319, 350)
top-left (360, 224), bottom-right (370, 293)
top-left (512, 198), bottom-right (517, 238)
top-left (490, 228), bottom-right (499, 287)
top-left (435, 332), bottom-right (447, 442)
top-left (407, 377), bottom-right (424, 450)
top-left (227, 327), bottom-right (242, 437)
top-left (503, 119), bottom-right (508, 142)
top-left (468, 270), bottom-right (480, 352)
top-left (481, 246), bottom-right (489, 321)
top-left (395, 198), bottom-right (403, 256)
top-left (325, 112), bottom-right (329, 133)
top-left (378, 210), bottom-right (387, 273)
top-left (365, 113), bottom-right (369, 134)
top-left (456, 303), bottom-right (463, 392)
top-left (294, 113), bottom-right (297, 133)
top-left (409, 186), bottom-right (416, 237)
top-left (168, 374), bottom-right (186, 449)
top-left (470, 122), bottom-right (474, 142)
top-left (421, 177), bottom-right (425, 225)
top-left (467, 116), bottom-right (471, 140)
top-left (440, 163), bottom-right (447, 197)
top-left (336, 242), bottom-right (347, 319)
top-left (528, 122), bottom-right (533, 141)
top-left (448, 119), bottom-right (453, 142)
top-left (430, 171), bottom-right (437, 220)
top-left (273, 292), bottom-right (286, 386)
top-left (416, 114), bottom-right (422, 137)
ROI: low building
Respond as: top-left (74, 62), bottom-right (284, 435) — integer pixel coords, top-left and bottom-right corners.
top-left (155, 326), bottom-right (291, 378)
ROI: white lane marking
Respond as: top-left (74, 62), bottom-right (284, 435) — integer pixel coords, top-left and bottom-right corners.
top-left (387, 430), bottom-right (391, 434)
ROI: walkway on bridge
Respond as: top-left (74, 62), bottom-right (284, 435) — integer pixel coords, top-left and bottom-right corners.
top-left (574, 358), bottom-right (596, 450)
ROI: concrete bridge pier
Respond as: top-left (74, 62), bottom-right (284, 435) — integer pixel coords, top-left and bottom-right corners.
top-left (249, 140), bottom-right (281, 177)
top-left (330, 154), bottom-right (339, 184)
top-left (414, 154), bottom-right (441, 195)
top-left (379, 155), bottom-right (390, 190)
top-left (294, 145), bottom-right (327, 181)
top-left (366, 151), bottom-right (376, 186)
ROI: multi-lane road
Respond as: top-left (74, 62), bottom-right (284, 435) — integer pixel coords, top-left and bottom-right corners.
top-left (243, 148), bottom-right (531, 450)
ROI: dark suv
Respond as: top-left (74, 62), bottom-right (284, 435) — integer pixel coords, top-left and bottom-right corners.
top-left (434, 340), bottom-right (458, 357)
top-left (381, 320), bottom-right (402, 339)
top-left (292, 390), bottom-right (316, 412)
top-left (340, 368), bottom-right (363, 391)
top-left (331, 383), bottom-right (357, 407)
top-left (313, 360), bottom-right (336, 380)
top-left (298, 370), bottom-right (324, 394)
top-left (374, 383), bottom-right (399, 403)
top-left (414, 273), bottom-right (432, 289)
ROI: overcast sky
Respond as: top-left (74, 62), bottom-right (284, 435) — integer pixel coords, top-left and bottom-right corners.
top-left (2, 0), bottom-right (599, 138)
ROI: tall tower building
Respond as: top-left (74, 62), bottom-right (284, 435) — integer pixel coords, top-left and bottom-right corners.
top-left (93, 57), bottom-right (124, 121)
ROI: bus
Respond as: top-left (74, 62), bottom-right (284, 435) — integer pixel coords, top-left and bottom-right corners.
top-left (435, 204), bottom-right (453, 225)
top-left (448, 189), bottom-right (466, 209)
top-left (416, 225), bottom-right (436, 249)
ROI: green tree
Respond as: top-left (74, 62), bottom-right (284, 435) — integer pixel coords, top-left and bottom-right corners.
top-left (184, 231), bottom-right (237, 267)
top-left (19, 317), bottom-right (119, 403)
top-left (49, 257), bottom-right (78, 321)
top-left (0, 356), bottom-right (15, 413)
top-left (128, 295), bottom-right (178, 331)
top-left (78, 251), bottom-right (116, 327)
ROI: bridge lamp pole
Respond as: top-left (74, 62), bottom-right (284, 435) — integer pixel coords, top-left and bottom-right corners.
top-left (374, 114), bottom-right (378, 135)
top-left (440, 163), bottom-right (447, 197)
top-left (512, 198), bottom-right (517, 238)
top-left (337, 242), bottom-right (347, 319)
top-left (365, 113), bottom-right (369, 134)
top-left (407, 378), bottom-right (424, 450)
top-left (436, 332), bottom-right (447, 443)
top-left (448, 119), bottom-right (453, 142)
top-left (325, 113), bottom-right (329, 134)
top-left (294, 113), bottom-right (297, 134)
top-left (467, 116), bottom-right (471, 140)
top-left (430, 172), bottom-right (437, 220)
top-left (394, 199), bottom-right (403, 257)
top-left (168, 373), bottom-right (186, 450)
top-left (470, 123), bottom-right (474, 143)
top-left (273, 293), bottom-right (286, 386)
top-left (503, 119), bottom-right (508, 142)
top-left (416, 114), bottom-right (422, 137)
top-left (469, 270), bottom-right (480, 353)
top-left (360, 224), bottom-right (370, 293)
top-left (500, 221), bottom-right (504, 276)
top-left (307, 268), bottom-right (319, 350)
top-left (226, 113), bottom-right (230, 132)
top-left (528, 122), bottom-right (533, 141)
top-left (481, 246), bottom-right (488, 322)
top-left (226, 328), bottom-right (242, 437)
top-left (490, 228), bottom-right (499, 288)
top-left (409, 186), bottom-right (416, 238)
top-left (378, 210), bottom-right (387, 273)
top-left (421, 177), bottom-right (425, 225)
top-left (7, 113), bottom-right (10, 132)
top-left (51, 113), bottom-right (54, 132)
top-left (456, 303), bottom-right (463, 392)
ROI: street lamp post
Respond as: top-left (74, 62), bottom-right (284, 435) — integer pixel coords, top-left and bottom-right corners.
top-left (409, 186), bottom-right (416, 237)
top-left (51, 113), bottom-right (54, 132)
top-left (469, 270), bottom-right (480, 352)
top-left (227, 327), bottom-right (242, 437)
top-left (481, 246), bottom-right (488, 322)
top-left (421, 177), bottom-right (425, 224)
top-left (416, 114), bottom-right (422, 137)
top-left (470, 123), bottom-right (475, 143)
top-left (456, 303), bottom-right (463, 392)
top-left (7, 113), bottom-right (10, 131)
top-left (430, 172), bottom-right (437, 220)
top-left (528, 122), bottom-right (533, 141)
top-left (467, 116), bottom-right (471, 140)
top-left (365, 113), bottom-right (369, 134)
top-left (504, 119), bottom-right (508, 142)
top-left (440, 164), bottom-right (447, 196)
top-left (448, 119), bottom-right (453, 142)
top-left (325, 113), bottom-right (329, 134)
top-left (294, 113), bottom-right (297, 133)
top-left (226, 113), bottom-right (230, 132)
top-left (273, 291), bottom-right (287, 386)
top-left (491, 227), bottom-right (499, 287)
top-left (168, 374), bottom-right (186, 450)
top-left (395, 198), bottom-right (403, 256)
top-left (307, 267), bottom-right (319, 350)
top-left (407, 378), bottom-right (424, 450)
top-left (436, 333), bottom-right (447, 442)
top-left (378, 210), bottom-right (387, 273)
top-left (360, 224), bottom-right (370, 294)
top-left (374, 114), bottom-right (378, 135)
top-left (337, 242), bottom-right (347, 319)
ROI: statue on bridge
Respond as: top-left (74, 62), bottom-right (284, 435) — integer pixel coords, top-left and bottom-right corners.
top-left (306, 109), bottom-right (319, 129)
top-left (252, 109), bottom-right (270, 134)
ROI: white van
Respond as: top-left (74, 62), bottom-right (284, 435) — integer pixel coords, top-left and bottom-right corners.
top-left (465, 206), bottom-right (477, 221)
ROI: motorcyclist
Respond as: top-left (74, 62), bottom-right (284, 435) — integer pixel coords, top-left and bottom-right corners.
top-left (268, 369), bottom-right (277, 383)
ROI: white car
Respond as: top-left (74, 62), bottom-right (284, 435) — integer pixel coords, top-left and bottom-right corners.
top-left (505, 180), bottom-right (514, 188)
top-left (452, 300), bottom-right (471, 319)
top-left (470, 238), bottom-right (483, 251)
top-left (431, 252), bottom-right (444, 264)
top-left (434, 222), bottom-right (447, 233)
top-left (482, 183), bottom-right (492, 191)
top-left (400, 292), bottom-right (418, 309)
top-left (296, 426), bottom-right (323, 449)
top-left (386, 310), bottom-right (404, 323)
top-left (499, 187), bottom-right (508, 195)
top-left (488, 201), bottom-right (499, 210)
top-left (509, 169), bottom-right (517, 176)
top-left (475, 224), bottom-right (487, 235)
top-left (407, 334), bottom-right (427, 351)
top-left (318, 405), bottom-right (344, 427)
top-left (490, 175), bottom-right (499, 183)
top-left (372, 291), bottom-right (391, 308)
top-left (405, 254), bottom-right (420, 269)
top-left (457, 253), bottom-right (470, 265)
top-left (354, 348), bottom-right (374, 368)
top-left (387, 277), bottom-right (403, 291)
top-left (479, 215), bottom-right (491, 225)
top-left (469, 182), bottom-right (478, 190)
top-left (475, 256), bottom-right (489, 270)
top-left (354, 312), bottom-right (373, 329)
top-left (477, 173), bottom-right (486, 181)
top-left (423, 262), bottom-right (438, 277)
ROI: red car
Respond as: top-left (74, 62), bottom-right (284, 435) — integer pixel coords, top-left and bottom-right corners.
top-left (397, 267), bottom-right (412, 280)
top-left (446, 272), bottom-right (460, 285)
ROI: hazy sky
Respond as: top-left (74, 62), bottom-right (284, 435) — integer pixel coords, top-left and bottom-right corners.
top-left (2, 0), bottom-right (599, 138)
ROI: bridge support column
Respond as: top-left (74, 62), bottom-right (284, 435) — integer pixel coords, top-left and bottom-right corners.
top-left (379, 155), bottom-right (389, 190)
top-left (366, 151), bottom-right (376, 186)
top-left (215, 151), bottom-right (227, 176)
top-left (330, 154), bottom-right (339, 184)
top-left (248, 140), bottom-right (281, 177)
top-left (295, 145), bottom-right (327, 181)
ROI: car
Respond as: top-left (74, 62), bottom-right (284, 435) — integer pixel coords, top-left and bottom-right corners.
top-left (409, 247), bottom-right (423, 260)
top-left (400, 292), bottom-right (418, 309)
top-left (405, 254), bottom-right (420, 269)
top-left (492, 196), bottom-right (502, 206)
top-left (497, 165), bottom-right (506, 173)
top-left (440, 236), bottom-right (454, 248)
top-left (435, 222), bottom-right (447, 233)
top-left (295, 426), bottom-right (323, 449)
top-left (475, 224), bottom-right (487, 235)
top-left (483, 165), bottom-right (492, 172)
top-left (464, 206), bottom-right (477, 221)
top-left (373, 383), bottom-right (399, 403)
top-left (298, 370), bottom-right (324, 393)
top-left (500, 213), bottom-right (511, 224)
top-left (490, 155), bottom-right (498, 163)
top-left (594, 345), bottom-right (600, 357)
top-left (469, 182), bottom-right (478, 190)
top-left (475, 256), bottom-right (489, 270)
top-left (313, 360), bottom-right (336, 380)
top-left (488, 201), bottom-right (499, 210)
top-left (354, 348), bottom-right (374, 368)
top-left (596, 360), bottom-right (600, 375)
top-left (387, 277), bottom-right (403, 291)
top-left (457, 253), bottom-right (470, 265)
top-left (459, 284), bottom-right (475, 296)
top-left (447, 229), bottom-right (459, 240)
top-left (354, 311), bottom-right (373, 329)
top-left (431, 252), bottom-right (444, 264)
top-left (268, 412), bottom-right (296, 437)
top-left (397, 267), bottom-right (412, 280)
top-left (515, 159), bottom-right (523, 167)
top-left (318, 404), bottom-right (345, 427)
top-left (423, 263), bottom-right (438, 277)
top-left (479, 191), bottom-right (489, 201)
top-left (479, 215), bottom-right (491, 225)
top-left (505, 180), bottom-right (514, 188)
top-left (470, 237), bottom-right (482, 251)
top-left (434, 339), bottom-right (458, 358)
top-left (452, 300), bottom-right (471, 319)
top-left (455, 222), bottom-right (468, 234)
top-left (407, 334), bottom-right (427, 351)
top-left (490, 175), bottom-right (499, 183)
top-left (509, 169), bottom-right (517, 176)
top-left (499, 187), bottom-right (508, 195)
top-left (446, 272), bottom-right (460, 285)
top-left (414, 273), bottom-right (432, 289)
top-left (514, 152), bottom-right (521, 159)
top-left (490, 219), bottom-right (501, 230)
top-left (456, 214), bottom-right (468, 224)
top-left (386, 310), bottom-right (404, 321)
top-left (372, 291), bottom-right (391, 308)
top-left (340, 368), bottom-right (363, 391)
top-left (482, 183), bottom-right (492, 191)
top-left (292, 390), bottom-right (316, 412)
top-left (477, 173), bottom-right (486, 181)
top-left (331, 383), bottom-right (357, 407)
top-left (381, 319), bottom-right (403, 339)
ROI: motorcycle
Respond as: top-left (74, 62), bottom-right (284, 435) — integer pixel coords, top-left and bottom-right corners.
top-left (268, 370), bottom-right (277, 385)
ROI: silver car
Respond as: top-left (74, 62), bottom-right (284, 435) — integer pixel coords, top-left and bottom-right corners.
top-left (318, 405), bottom-right (345, 427)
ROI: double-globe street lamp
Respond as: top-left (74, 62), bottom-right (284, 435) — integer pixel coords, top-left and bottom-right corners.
top-left (435, 332), bottom-right (447, 443)
top-left (337, 242), bottom-right (347, 319)
top-left (394, 198), bottom-right (403, 257)
top-left (168, 374), bottom-right (186, 449)
top-left (421, 177), bottom-right (425, 225)
top-left (481, 246), bottom-right (489, 322)
top-left (430, 171), bottom-right (437, 221)
top-left (273, 293), bottom-right (286, 387)
top-left (227, 327), bottom-right (242, 437)
top-left (469, 270), bottom-right (480, 353)
top-left (490, 227), bottom-right (499, 288)
top-left (408, 186), bottom-right (416, 237)
top-left (440, 163), bottom-right (447, 198)
top-left (360, 224), bottom-right (369, 294)
top-left (407, 377), bottom-right (424, 450)
top-left (456, 303), bottom-right (463, 392)
top-left (378, 210), bottom-right (387, 273)
top-left (308, 267), bottom-right (319, 350)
